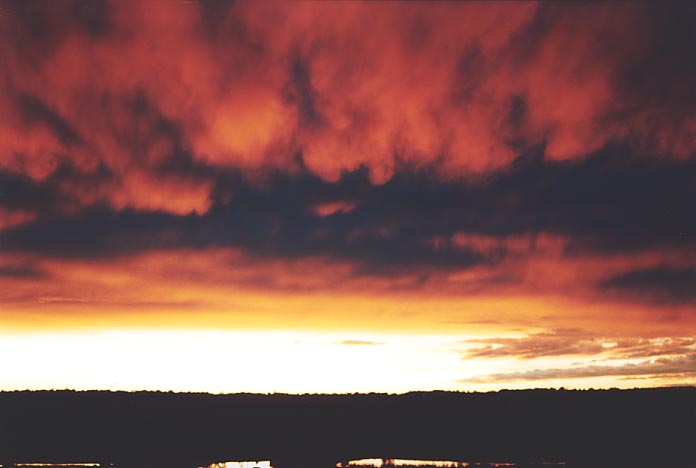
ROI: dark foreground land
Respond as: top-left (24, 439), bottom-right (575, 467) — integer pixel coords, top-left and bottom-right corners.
top-left (1, 388), bottom-right (694, 468)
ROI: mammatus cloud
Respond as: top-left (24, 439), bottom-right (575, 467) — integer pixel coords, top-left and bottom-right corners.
top-left (0, 1), bottom-right (695, 345)
top-left (2, 153), bottom-right (694, 311)
top-left (1, 1), bottom-right (694, 216)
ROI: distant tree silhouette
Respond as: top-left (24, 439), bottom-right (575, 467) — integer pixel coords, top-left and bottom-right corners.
top-left (0, 389), bottom-right (693, 468)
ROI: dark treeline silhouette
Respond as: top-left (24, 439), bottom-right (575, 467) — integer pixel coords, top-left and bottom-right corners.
top-left (0, 388), bottom-right (694, 468)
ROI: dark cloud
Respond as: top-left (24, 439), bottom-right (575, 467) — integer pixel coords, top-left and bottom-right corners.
top-left (196, 0), bottom-right (237, 36)
top-left (72, 0), bottom-right (112, 38)
top-left (0, 263), bottom-right (45, 279)
top-left (498, 147), bottom-right (696, 252)
top-left (0, 2), bottom-right (694, 307)
top-left (1, 148), bottom-right (695, 273)
top-left (0, 166), bottom-right (474, 267)
top-left (17, 93), bottom-right (83, 146)
top-left (0, 207), bottom-right (197, 258)
top-left (1, 0), bottom-right (113, 64)
top-left (286, 55), bottom-right (323, 129)
top-left (0, 170), bottom-right (61, 211)
top-left (601, 266), bottom-right (696, 303)
top-left (3, 1), bottom-right (694, 188)
top-left (614, 3), bottom-right (696, 126)
top-left (108, 89), bottom-right (215, 181)
top-left (0, 161), bottom-right (117, 219)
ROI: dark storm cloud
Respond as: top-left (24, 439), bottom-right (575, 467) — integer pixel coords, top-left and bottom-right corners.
top-left (196, 0), bottom-right (237, 36)
top-left (512, 2), bottom-right (696, 160)
top-left (1, 1), bottom-right (695, 306)
top-left (110, 89), bottom-right (215, 181)
top-left (0, 160), bottom-right (114, 214)
top-left (2, 147), bottom-right (695, 272)
top-left (0, 170), bottom-right (484, 269)
top-left (1, 0), bottom-right (113, 62)
top-left (0, 262), bottom-right (45, 279)
top-left (3, 1), bottom-right (694, 194)
top-left (0, 170), bottom-right (60, 211)
top-left (613, 3), bottom-right (696, 120)
top-left (72, 0), bottom-right (112, 37)
top-left (501, 147), bottom-right (696, 252)
top-left (16, 93), bottom-right (83, 146)
top-left (601, 266), bottom-right (696, 303)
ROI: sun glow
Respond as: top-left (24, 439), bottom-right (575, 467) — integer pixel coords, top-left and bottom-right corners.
top-left (0, 329), bottom-right (483, 394)
top-left (0, 327), bottom-right (692, 393)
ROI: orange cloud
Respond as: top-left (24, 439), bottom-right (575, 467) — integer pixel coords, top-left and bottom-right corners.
top-left (312, 200), bottom-right (357, 217)
top-left (1, 247), bottom-right (693, 337)
top-left (1, 2), bottom-right (694, 392)
top-left (0, 206), bottom-right (36, 229)
top-left (2, 1), bottom-right (693, 217)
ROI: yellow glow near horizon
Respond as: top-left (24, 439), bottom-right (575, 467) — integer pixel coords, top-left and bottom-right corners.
top-left (0, 330), bottom-right (475, 394)
top-left (0, 329), bottom-right (692, 393)
top-left (3, 248), bottom-right (690, 338)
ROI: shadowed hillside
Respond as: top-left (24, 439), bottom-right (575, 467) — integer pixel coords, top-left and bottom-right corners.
top-left (1, 388), bottom-right (694, 468)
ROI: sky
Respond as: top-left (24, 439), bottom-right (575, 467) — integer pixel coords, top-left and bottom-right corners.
top-left (0, 0), bottom-right (695, 393)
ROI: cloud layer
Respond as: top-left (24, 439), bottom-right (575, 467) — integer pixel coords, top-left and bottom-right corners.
top-left (460, 331), bottom-right (696, 384)
top-left (2, 1), bottom-right (694, 210)
top-left (1, 1), bottom-right (695, 355)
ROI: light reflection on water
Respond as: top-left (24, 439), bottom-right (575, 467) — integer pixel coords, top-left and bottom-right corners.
top-left (201, 462), bottom-right (273, 468)
top-left (4, 465), bottom-right (103, 468)
top-left (341, 460), bottom-right (463, 468)
top-left (0, 460), bottom-right (567, 468)
top-left (13, 465), bottom-right (102, 467)
top-left (338, 460), bottom-right (566, 468)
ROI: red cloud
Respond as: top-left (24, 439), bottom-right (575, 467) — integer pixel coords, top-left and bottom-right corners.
top-left (0, 206), bottom-right (36, 229)
top-left (1, 1), bottom-right (693, 215)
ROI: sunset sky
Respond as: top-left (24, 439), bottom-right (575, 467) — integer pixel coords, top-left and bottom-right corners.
top-left (1, 0), bottom-right (695, 393)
